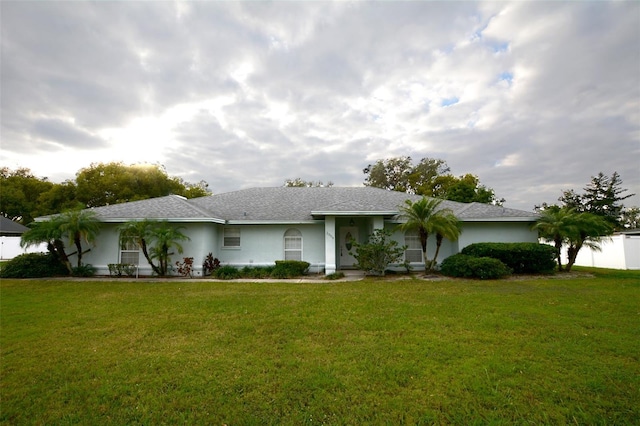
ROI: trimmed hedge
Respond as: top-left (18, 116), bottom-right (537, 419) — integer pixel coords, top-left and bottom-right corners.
top-left (440, 254), bottom-right (512, 280)
top-left (461, 243), bottom-right (556, 274)
top-left (0, 252), bottom-right (69, 278)
top-left (271, 260), bottom-right (310, 279)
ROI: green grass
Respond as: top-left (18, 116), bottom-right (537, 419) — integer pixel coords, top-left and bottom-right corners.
top-left (1, 268), bottom-right (639, 425)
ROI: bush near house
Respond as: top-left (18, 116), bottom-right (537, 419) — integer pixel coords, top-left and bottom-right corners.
top-left (271, 260), bottom-right (310, 278)
top-left (461, 242), bottom-right (556, 274)
top-left (0, 252), bottom-right (69, 278)
top-left (440, 254), bottom-right (512, 280)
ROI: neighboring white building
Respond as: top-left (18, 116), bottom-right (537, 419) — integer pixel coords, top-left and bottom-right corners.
top-left (572, 230), bottom-right (640, 270)
top-left (0, 216), bottom-right (47, 260)
top-left (34, 187), bottom-right (540, 276)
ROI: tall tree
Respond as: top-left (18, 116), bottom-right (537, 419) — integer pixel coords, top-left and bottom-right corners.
top-left (0, 167), bottom-right (53, 223)
top-left (560, 172), bottom-right (634, 229)
top-left (397, 197), bottom-right (454, 273)
top-left (620, 207), bottom-right (640, 229)
top-left (75, 162), bottom-right (212, 207)
top-left (363, 156), bottom-right (502, 204)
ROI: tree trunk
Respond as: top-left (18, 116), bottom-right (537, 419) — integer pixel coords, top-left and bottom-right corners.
top-left (554, 238), bottom-right (564, 271)
top-left (431, 234), bottom-right (444, 271)
top-left (140, 239), bottom-right (161, 276)
top-left (420, 229), bottom-right (429, 273)
top-left (53, 239), bottom-right (73, 274)
top-left (565, 241), bottom-right (583, 272)
top-left (74, 234), bottom-right (83, 268)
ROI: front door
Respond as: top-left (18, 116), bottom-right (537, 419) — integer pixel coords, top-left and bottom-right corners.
top-left (339, 226), bottom-right (359, 268)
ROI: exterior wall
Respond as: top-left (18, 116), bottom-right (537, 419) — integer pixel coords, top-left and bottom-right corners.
top-left (457, 222), bottom-right (538, 251)
top-left (81, 223), bottom-right (218, 276)
top-left (0, 236), bottom-right (47, 260)
top-left (217, 223), bottom-right (326, 273)
top-left (572, 234), bottom-right (640, 270)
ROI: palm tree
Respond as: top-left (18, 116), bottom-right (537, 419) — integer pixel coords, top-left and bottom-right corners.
top-left (428, 212), bottom-right (462, 271)
top-left (397, 197), bottom-right (455, 273)
top-left (148, 222), bottom-right (190, 276)
top-left (119, 220), bottom-right (190, 276)
top-left (57, 210), bottom-right (101, 268)
top-left (118, 219), bottom-right (161, 275)
top-left (21, 215), bottom-right (72, 274)
top-left (565, 213), bottom-right (613, 272)
top-left (532, 207), bottom-right (578, 271)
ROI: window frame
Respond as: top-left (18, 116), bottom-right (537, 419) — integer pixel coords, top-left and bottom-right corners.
top-left (404, 230), bottom-right (423, 263)
top-left (223, 228), bottom-right (241, 248)
top-left (283, 228), bottom-right (303, 261)
top-left (120, 239), bottom-right (140, 265)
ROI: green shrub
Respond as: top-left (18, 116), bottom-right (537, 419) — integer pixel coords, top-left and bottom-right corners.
top-left (271, 260), bottom-right (310, 279)
top-left (440, 254), bottom-right (512, 280)
top-left (108, 263), bottom-right (137, 277)
top-left (461, 243), bottom-right (556, 274)
top-left (212, 265), bottom-right (241, 280)
top-left (72, 264), bottom-right (96, 277)
top-left (241, 266), bottom-right (274, 279)
top-left (0, 252), bottom-right (69, 278)
top-left (325, 271), bottom-right (345, 280)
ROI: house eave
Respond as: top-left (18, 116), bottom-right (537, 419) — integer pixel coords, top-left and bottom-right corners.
top-left (311, 210), bottom-right (399, 217)
top-left (226, 220), bottom-right (322, 225)
top-left (98, 217), bottom-right (227, 224)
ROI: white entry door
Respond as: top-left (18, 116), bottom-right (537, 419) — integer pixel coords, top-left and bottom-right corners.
top-left (339, 226), bottom-right (359, 268)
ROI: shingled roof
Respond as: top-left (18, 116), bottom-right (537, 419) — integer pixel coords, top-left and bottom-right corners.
top-left (81, 187), bottom-right (537, 223)
top-left (0, 216), bottom-right (29, 235)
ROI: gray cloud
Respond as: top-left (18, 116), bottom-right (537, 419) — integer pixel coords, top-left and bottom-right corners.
top-left (1, 1), bottom-right (638, 211)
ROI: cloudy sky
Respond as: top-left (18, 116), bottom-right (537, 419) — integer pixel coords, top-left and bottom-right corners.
top-left (1, 1), bottom-right (639, 211)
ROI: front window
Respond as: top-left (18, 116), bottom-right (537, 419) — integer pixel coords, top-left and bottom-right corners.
top-left (404, 230), bottom-right (423, 263)
top-left (223, 228), bottom-right (241, 247)
top-left (120, 240), bottom-right (140, 265)
top-left (284, 228), bottom-right (303, 261)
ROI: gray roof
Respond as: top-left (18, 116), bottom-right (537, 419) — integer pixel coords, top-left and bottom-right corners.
top-left (0, 216), bottom-right (29, 234)
top-left (83, 187), bottom-right (537, 223)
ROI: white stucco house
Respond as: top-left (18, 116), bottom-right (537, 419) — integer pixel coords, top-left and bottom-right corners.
top-left (43, 187), bottom-right (539, 276)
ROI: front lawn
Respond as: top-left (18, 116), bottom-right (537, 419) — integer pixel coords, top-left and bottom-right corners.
top-left (1, 268), bottom-right (638, 424)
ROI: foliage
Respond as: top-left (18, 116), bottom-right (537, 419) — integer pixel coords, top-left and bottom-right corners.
top-left (397, 197), bottom-right (459, 273)
top-left (0, 167), bottom-right (55, 223)
top-left (202, 253), bottom-right (221, 276)
top-left (57, 210), bottom-right (101, 268)
top-left (533, 207), bottom-right (614, 272)
top-left (271, 260), bottom-right (310, 278)
top-left (4, 274), bottom-right (638, 424)
top-left (350, 228), bottom-right (406, 276)
top-left (325, 271), bottom-right (345, 280)
top-left (0, 252), bottom-right (69, 278)
top-left (461, 243), bottom-right (557, 274)
top-left (75, 162), bottom-right (211, 207)
top-left (363, 156), bottom-right (502, 204)
top-left (440, 254), bottom-right (512, 279)
top-left (119, 220), bottom-right (190, 276)
top-left (558, 171), bottom-right (634, 229)
top-left (284, 178), bottom-right (333, 187)
top-left (212, 265), bottom-right (241, 280)
top-left (620, 206), bottom-right (639, 229)
top-left (108, 263), bottom-right (137, 277)
top-left (20, 210), bottom-right (100, 272)
top-left (241, 266), bottom-right (275, 279)
top-left (175, 257), bottom-right (194, 277)
top-left (0, 164), bottom-right (212, 225)
top-left (72, 264), bottom-right (96, 277)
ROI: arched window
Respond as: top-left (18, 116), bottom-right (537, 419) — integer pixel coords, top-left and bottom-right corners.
top-left (284, 228), bottom-right (303, 261)
top-left (404, 230), bottom-right (423, 263)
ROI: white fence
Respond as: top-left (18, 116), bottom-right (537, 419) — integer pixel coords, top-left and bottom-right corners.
top-left (571, 234), bottom-right (640, 270)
